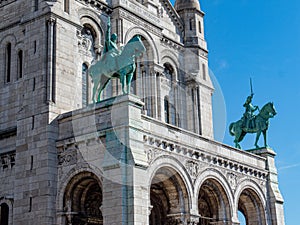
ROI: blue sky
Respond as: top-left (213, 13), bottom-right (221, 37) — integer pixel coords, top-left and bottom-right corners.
top-left (170, 0), bottom-right (300, 224)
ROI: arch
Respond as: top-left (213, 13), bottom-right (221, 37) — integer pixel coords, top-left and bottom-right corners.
top-left (79, 10), bottom-right (105, 53)
top-left (161, 49), bottom-right (182, 82)
top-left (147, 156), bottom-right (193, 224)
top-left (0, 34), bottom-right (17, 46)
top-left (61, 171), bottom-right (103, 225)
top-left (194, 169), bottom-right (235, 222)
top-left (0, 34), bottom-right (17, 84)
top-left (57, 165), bottom-right (103, 213)
top-left (147, 156), bottom-right (193, 198)
top-left (234, 179), bottom-right (267, 225)
top-left (124, 27), bottom-right (159, 63)
top-left (0, 198), bottom-right (13, 225)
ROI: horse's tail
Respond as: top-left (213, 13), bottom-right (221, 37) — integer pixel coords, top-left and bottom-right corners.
top-left (229, 122), bottom-right (235, 136)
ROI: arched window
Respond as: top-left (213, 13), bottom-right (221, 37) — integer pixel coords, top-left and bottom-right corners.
top-left (163, 63), bottom-right (174, 81)
top-left (64, 0), bottom-right (70, 13)
top-left (18, 50), bottom-right (23, 79)
top-left (82, 63), bottom-right (88, 107)
top-left (198, 21), bottom-right (202, 33)
top-left (164, 96), bottom-right (170, 124)
top-left (0, 203), bottom-right (9, 225)
top-left (5, 43), bottom-right (12, 83)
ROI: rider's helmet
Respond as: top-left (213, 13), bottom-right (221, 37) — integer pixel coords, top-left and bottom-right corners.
top-left (111, 33), bottom-right (118, 42)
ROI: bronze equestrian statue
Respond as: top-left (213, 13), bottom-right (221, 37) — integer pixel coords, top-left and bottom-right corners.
top-left (89, 17), bottom-right (146, 102)
top-left (229, 83), bottom-right (277, 149)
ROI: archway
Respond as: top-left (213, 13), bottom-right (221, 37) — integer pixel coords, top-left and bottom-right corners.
top-left (63, 172), bottom-right (103, 225)
top-left (238, 189), bottom-right (266, 225)
top-left (198, 179), bottom-right (231, 224)
top-left (0, 203), bottom-right (9, 225)
top-left (149, 167), bottom-right (189, 225)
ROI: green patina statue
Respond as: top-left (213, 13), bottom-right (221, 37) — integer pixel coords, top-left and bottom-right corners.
top-left (89, 17), bottom-right (146, 102)
top-left (229, 81), bottom-right (277, 149)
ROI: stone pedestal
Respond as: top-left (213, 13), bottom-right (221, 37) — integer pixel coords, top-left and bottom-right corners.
top-left (101, 94), bottom-right (149, 225)
top-left (248, 148), bottom-right (285, 225)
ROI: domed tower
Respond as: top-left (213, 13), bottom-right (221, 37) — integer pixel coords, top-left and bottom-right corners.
top-left (175, 0), bottom-right (213, 138)
top-left (175, 0), bottom-right (206, 49)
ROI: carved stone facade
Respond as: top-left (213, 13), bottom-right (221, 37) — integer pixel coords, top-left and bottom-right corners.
top-left (0, 0), bottom-right (285, 225)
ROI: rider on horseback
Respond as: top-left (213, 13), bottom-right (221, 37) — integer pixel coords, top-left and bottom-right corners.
top-left (243, 94), bottom-right (259, 130)
top-left (102, 17), bottom-right (121, 73)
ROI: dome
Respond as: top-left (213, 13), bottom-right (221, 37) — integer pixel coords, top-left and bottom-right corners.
top-left (174, 0), bottom-right (201, 12)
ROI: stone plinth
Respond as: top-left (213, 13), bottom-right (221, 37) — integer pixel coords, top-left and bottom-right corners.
top-left (247, 147), bottom-right (285, 225)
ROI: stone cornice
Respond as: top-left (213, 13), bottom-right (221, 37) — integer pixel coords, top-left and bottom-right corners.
top-left (75, 0), bottom-right (112, 14)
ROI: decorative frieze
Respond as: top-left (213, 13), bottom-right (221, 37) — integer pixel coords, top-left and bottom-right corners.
top-left (143, 134), bottom-right (267, 181)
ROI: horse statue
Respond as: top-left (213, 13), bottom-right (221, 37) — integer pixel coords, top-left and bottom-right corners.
top-left (229, 102), bottom-right (277, 149)
top-left (89, 35), bottom-right (146, 102)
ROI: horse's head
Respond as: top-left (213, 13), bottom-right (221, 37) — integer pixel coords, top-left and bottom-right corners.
top-left (123, 35), bottom-right (146, 57)
top-left (262, 102), bottom-right (277, 118)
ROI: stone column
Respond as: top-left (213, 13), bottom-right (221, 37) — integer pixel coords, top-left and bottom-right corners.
top-left (248, 148), bottom-right (285, 225)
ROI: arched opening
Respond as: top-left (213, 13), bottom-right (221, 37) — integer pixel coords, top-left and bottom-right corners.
top-left (18, 50), bottom-right (23, 79)
top-left (238, 189), bottom-right (266, 225)
top-left (82, 63), bottom-right (89, 107)
top-left (198, 179), bottom-right (231, 224)
top-left (162, 62), bottom-right (180, 127)
top-left (0, 203), bottom-right (9, 225)
top-left (63, 172), bottom-right (103, 225)
top-left (5, 43), bottom-right (11, 83)
top-left (164, 96), bottom-right (170, 124)
top-left (133, 35), bottom-right (155, 116)
top-left (149, 167), bottom-right (189, 225)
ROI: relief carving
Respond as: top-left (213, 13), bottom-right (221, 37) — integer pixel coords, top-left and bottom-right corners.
top-left (58, 148), bottom-right (77, 166)
top-left (186, 160), bottom-right (200, 179)
top-left (145, 148), bottom-right (162, 164)
top-left (227, 172), bottom-right (238, 190)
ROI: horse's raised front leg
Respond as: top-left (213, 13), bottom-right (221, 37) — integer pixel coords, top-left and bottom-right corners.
top-left (254, 130), bottom-right (262, 149)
